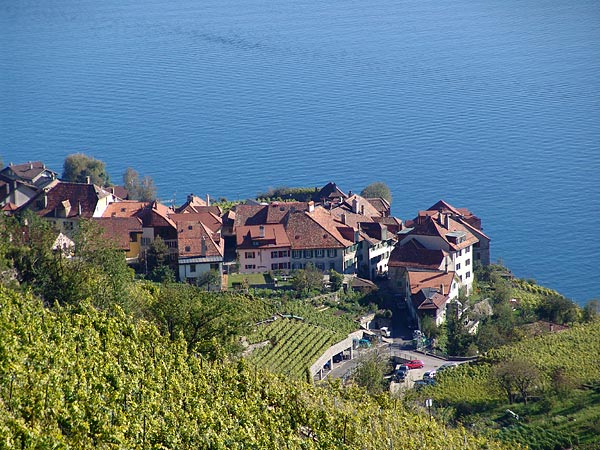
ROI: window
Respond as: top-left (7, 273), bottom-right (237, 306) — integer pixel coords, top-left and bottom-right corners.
top-left (185, 246), bottom-right (191, 252)
top-left (141, 237), bottom-right (151, 246)
top-left (292, 250), bottom-right (302, 259)
top-left (292, 263), bottom-right (301, 270)
top-left (327, 249), bottom-right (337, 258)
top-left (466, 258), bottom-right (471, 266)
top-left (245, 264), bottom-right (256, 270)
top-left (304, 249), bottom-right (313, 258)
top-left (476, 254), bottom-right (481, 260)
top-left (315, 249), bottom-right (324, 258)
top-left (456, 263), bottom-right (461, 270)
top-left (252, 241), bottom-right (260, 247)
top-left (129, 232), bottom-right (137, 242)
top-left (245, 251), bottom-right (255, 259)
top-left (329, 262), bottom-right (335, 270)
top-left (271, 251), bottom-right (278, 258)
top-left (458, 249), bottom-right (462, 256)
top-left (272, 263), bottom-right (278, 270)
top-left (315, 263), bottom-right (325, 271)
top-left (190, 264), bottom-right (196, 273)
top-left (466, 271), bottom-right (471, 279)
top-left (63, 221), bottom-right (74, 231)
top-left (280, 250), bottom-right (289, 258)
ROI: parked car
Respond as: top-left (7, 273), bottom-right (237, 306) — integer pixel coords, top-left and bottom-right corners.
top-left (423, 370), bottom-right (436, 379)
top-left (437, 362), bottom-right (458, 372)
top-left (332, 353), bottom-right (344, 363)
top-left (405, 360), bottom-right (425, 369)
top-left (414, 379), bottom-right (436, 389)
top-left (394, 365), bottom-right (409, 382)
top-left (380, 326), bottom-right (391, 337)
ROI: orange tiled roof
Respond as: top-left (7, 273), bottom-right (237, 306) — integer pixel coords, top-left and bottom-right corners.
top-left (388, 240), bottom-right (446, 269)
top-left (177, 221), bottom-right (223, 259)
top-left (91, 217), bottom-right (143, 251)
top-left (170, 212), bottom-right (222, 234)
top-left (236, 224), bottom-right (291, 249)
top-left (407, 270), bottom-right (455, 296)
top-left (405, 213), bottom-right (478, 251)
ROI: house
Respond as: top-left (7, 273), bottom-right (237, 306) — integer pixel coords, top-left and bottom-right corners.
top-left (398, 211), bottom-right (478, 295)
top-left (91, 217), bottom-right (144, 263)
top-left (20, 180), bottom-right (119, 236)
top-left (0, 161), bottom-right (59, 209)
top-left (413, 200), bottom-right (491, 265)
top-left (406, 271), bottom-right (459, 326)
top-left (173, 214), bottom-right (224, 284)
top-left (357, 222), bottom-right (395, 279)
top-left (236, 224), bottom-right (290, 273)
top-left (312, 182), bottom-right (348, 206)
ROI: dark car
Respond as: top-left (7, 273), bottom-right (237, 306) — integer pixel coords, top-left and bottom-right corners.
top-left (394, 365), bottom-right (409, 382)
top-left (414, 379), bottom-right (436, 389)
top-left (405, 360), bottom-right (425, 369)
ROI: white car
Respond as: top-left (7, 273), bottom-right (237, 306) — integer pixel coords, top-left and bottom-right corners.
top-left (423, 370), bottom-right (436, 380)
top-left (380, 327), bottom-right (391, 337)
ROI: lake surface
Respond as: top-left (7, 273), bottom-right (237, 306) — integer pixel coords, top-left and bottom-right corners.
top-left (1, 0), bottom-right (599, 304)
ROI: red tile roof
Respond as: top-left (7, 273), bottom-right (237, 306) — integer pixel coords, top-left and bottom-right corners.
top-left (170, 212), bottom-right (222, 234)
top-left (404, 213), bottom-right (478, 252)
top-left (91, 217), bottom-right (143, 251)
top-left (177, 221), bottom-right (224, 259)
top-left (284, 208), bottom-right (349, 250)
top-left (25, 182), bottom-right (113, 219)
top-left (0, 161), bottom-right (57, 184)
top-left (236, 224), bottom-right (291, 249)
top-left (407, 270), bottom-right (455, 296)
top-left (388, 240), bottom-right (446, 270)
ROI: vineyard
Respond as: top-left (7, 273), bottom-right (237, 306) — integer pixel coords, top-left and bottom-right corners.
top-left (246, 318), bottom-right (344, 378)
top-left (0, 286), bottom-right (516, 449)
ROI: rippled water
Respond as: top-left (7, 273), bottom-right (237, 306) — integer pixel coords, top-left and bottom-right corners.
top-left (1, 0), bottom-right (599, 303)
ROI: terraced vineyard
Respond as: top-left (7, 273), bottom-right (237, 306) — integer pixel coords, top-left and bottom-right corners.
top-left (246, 318), bottom-right (344, 378)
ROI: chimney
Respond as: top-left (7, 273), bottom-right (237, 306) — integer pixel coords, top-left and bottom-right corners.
top-left (381, 224), bottom-right (387, 241)
top-left (85, 176), bottom-right (91, 184)
top-left (187, 193), bottom-right (194, 203)
top-left (259, 225), bottom-right (265, 238)
top-left (440, 284), bottom-right (445, 296)
top-left (206, 194), bottom-right (210, 206)
top-left (308, 201), bottom-right (315, 212)
top-left (201, 236), bottom-right (207, 256)
top-left (29, 162), bottom-right (33, 170)
top-left (43, 193), bottom-right (48, 209)
top-left (78, 202), bottom-right (82, 216)
top-left (341, 213), bottom-right (346, 224)
top-left (352, 198), bottom-right (358, 213)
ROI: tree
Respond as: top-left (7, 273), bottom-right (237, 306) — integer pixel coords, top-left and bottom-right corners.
top-left (329, 269), bottom-right (344, 292)
top-left (197, 269), bottom-right (221, 291)
top-left (494, 358), bottom-right (541, 405)
top-left (537, 295), bottom-right (580, 324)
top-left (582, 299), bottom-right (600, 323)
top-left (146, 237), bottom-right (175, 282)
top-left (291, 263), bottom-right (323, 296)
top-left (360, 182), bottom-right (392, 203)
top-left (123, 167), bottom-right (157, 201)
top-left (353, 351), bottom-right (389, 394)
top-left (62, 153), bottom-right (110, 186)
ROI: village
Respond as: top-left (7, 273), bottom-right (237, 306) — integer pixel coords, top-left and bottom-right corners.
top-left (1, 160), bottom-right (492, 338)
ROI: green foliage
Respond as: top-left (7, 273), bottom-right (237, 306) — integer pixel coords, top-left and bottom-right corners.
top-left (583, 299), bottom-right (600, 323)
top-left (360, 181), bottom-right (392, 203)
top-left (329, 269), bottom-right (344, 292)
top-left (62, 153), bottom-right (110, 186)
top-left (256, 186), bottom-right (316, 202)
top-left (496, 424), bottom-right (579, 450)
top-left (291, 264), bottom-right (324, 296)
top-left (536, 294), bottom-right (581, 324)
top-left (0, 285), bottom-right (513, 449)
top-left (146, 237), bottom-right (175, 282)
top-left (246, 318), bottom-right (342, 379)
top-left (196, 269), bottom-right (221, 291)
top-left (353, 351), bottom-right (390, 394)
top-left (122, 167), bottom-right (157, 201)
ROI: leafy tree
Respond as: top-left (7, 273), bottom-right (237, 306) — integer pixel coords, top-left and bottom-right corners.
top-left (493, 358), bottom-right (540, 405)
top-left (421, 314), bottom-right (439, 339)
top-left (329, 269), bottom-right (344, 292)
top-left (446, 303), bottom-right (473, 356)
top-left (146, 237), bottom-right (175, 282)
top-left (360, 182), bottom-right (392, 203)
top-left (353, 351), bottom-right (389, 394)
top-left (536, 295), bottom-right (580, 324)
top-left (582, 299), bottom-right (600, 322)
top-left (291, 263), bottom-right (323, 296)
top-left (123, 167), bottom-right (157, 201)
top-left (62, 153), bottom-right (110, 186)
top-left (197, 269), bottom-right (221, 291)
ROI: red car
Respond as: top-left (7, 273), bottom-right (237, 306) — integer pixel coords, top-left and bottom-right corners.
top-left (405, 360), bottom-right (425, 369)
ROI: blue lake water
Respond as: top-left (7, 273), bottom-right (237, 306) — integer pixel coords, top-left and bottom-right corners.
top-left (1, 0), bottom-right (599, 304)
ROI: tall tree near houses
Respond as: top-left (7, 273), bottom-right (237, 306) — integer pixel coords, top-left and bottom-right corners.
top-left (360, 181), bottom-right (392, 203)
top-left (62, 153), bottom-right (111, 186)
top-left (123, 167), bottom-right (157, 201)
